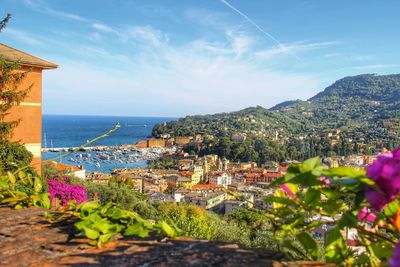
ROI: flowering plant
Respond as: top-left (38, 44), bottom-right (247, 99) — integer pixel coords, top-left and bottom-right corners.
top-left (47, 179), bottom-right (87, 205)
top-left (264, 148), bottom-right (400, 266)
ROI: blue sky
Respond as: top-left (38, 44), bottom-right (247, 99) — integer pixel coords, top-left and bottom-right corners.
top-left (1, 0), bottom-right (399, 117)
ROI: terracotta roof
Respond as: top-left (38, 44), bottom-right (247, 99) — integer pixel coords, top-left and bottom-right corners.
top-left (0, 43), bottom-right (57, 69)
top-left (265, 173), bottom-right (283, 178)
top-left (192, 184), bottom-right (217, 189)
top-left (178, 171), bottom-right (194, 176)
top-left (52, 161), bottom-right (82, 172)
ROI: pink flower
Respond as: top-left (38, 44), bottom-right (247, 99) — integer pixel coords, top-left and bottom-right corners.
top-left (280, 184), bottom-right (296, 199)
top-left (365, 148), bottom-right (400, 211)
top-left (357, 207), bottom-right (376, 223)
top-left (391, 241), bottom-right (400, 267)
top-left (320, 176), bottom-right (331, 185)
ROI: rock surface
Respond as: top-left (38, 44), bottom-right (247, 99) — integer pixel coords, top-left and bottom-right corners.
top-left (0, 207), bottom-right (329, 267)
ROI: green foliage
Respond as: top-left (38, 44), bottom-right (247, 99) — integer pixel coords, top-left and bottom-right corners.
top-left (0, 56), bottom-right (32, 141)
top-left (0, 140), bottom-right (34, 173)
top-left (148, 156), bottom-right (177, 170)
top-left (263, 157), bottom-right (398, 266)
top-left (0, 13), bottom-right (11, 32)
top-left (66, 201), bottom-right (176, 247)
top-left (153, 74), bottom-right (400, 161)
top-left (0, 168), bottom-right (50, 209)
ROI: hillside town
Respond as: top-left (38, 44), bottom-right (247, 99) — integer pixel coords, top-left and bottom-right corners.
top-left (55, 133), bottom-right (380, 218)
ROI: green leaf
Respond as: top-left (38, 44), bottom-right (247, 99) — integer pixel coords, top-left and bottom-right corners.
top-left (41, 193), bottom-right (51, 209)
top-left (98, 233), bottom-right (115, 245)
top-left (325, 228), bottom-right (347, 264)
top-left (296, 232), bottom-right (318, 260)
top-left (83, 227), bottom-right (100, 240)
top-left (354, 191), bottom-right (365, 208)
top-left (33, 177), bottom-right (42, 193)
top-left (302, 157), bottom-right (320, 171)
top-left (79, 201), bottom-right (101, 216)
top-left (323, 167), bottom-right (366, 178)
top-left (264, 196), bottom-right (297, 206)
top-left (281, 239), bottom-right (308, 259)
top-left (337, 211), bottom-right (357, 229)
top-left (106, 207), bottom-right (125, 219)
top-left (124, 222), bottom-right (143, 237)
top-left (160, 221), bottom-right (176, 237)
top-left (304, 189), bottom-right (320, 206)
top-left (369, 242), bottom-right (394, 260)
top-left (18, 171), bottom-right (26, 184)
top-left (320, 188), bottom-right (339, 199)
top-left (384, 199), bottom-right (400, 218)
top-left (7, 171), bottom-right (16, 184)
top-left (92, 220), bottom-right (113, 234)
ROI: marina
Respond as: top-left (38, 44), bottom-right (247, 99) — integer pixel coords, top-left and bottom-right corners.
top-left (43, 146), bottom-right (176, 173)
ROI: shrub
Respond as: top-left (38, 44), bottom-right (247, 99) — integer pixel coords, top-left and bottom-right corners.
top-left (0, 141), bottom-right (33, 173)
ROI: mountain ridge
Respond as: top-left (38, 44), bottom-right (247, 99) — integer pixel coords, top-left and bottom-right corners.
top-left (152, 73), bottom-right (400, 149)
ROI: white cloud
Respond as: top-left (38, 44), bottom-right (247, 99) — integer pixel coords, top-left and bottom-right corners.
top-left (42, 29), bottom-right (319, 116)
top-left (255, 41), bottom-right (340, 59)
top-left (24, 0), bottom-right (88, 22)
top-left (92, 23), bottom-right (114, 33)
top-left (3, 28), bottom-right (43, 46)
top-left (121, 26), bottom-right (168, 46)
top-left (353, 64), bottom-right (398, 70)
top-left (226, 31), bottom-right (253, 58)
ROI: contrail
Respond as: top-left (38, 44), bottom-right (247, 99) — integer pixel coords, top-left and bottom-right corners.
top-left (220, 0), bottom-right (302, 62)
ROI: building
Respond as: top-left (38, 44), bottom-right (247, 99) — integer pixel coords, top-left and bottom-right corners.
top-left (177, 159), bottom-right (194, 170)
top-left (147, 138), bottom-right (165, 148)
top-left (52, 161), bottom-right (86, 179)
top-left (179, 168), bottom-right (202, 187)
top-left (209, 172), bottom-right (232, 187)
top-left (135, 140), bottom-right (147, 148)
top-left (175, 136), bottom-right (192, 146)
top-left (1, 43), bottom-right (57, 173)
top-left (225, 200), bottom-right (247, 214)
top-left (165, 175), bottom-right (192, 189)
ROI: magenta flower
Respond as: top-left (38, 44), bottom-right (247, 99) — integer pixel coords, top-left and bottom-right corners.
top-left (320, 176), bottom-right (331, 185)
top-left (357, 207), bottom-right (376, 223)
top-left (391, 241), bottom-right (400, 267)
top-left (47, 179), bottom-right (87, 206)
top-left (365, 148), bottom-right (400, 211)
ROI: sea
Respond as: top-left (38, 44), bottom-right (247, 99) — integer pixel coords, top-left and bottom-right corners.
top-left (42, 115), bottom-right (176, 173)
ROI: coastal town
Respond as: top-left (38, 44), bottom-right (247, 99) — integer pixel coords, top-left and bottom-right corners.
top-left (2, 1), bottom-right (400, 265)
top-left (52, 132), bottom-right (380, 218)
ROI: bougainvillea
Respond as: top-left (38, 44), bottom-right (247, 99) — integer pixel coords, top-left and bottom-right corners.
top-left (364, 148), bottom-right (400, 267)
top-left (365, 148), bottom-right (400, 211)
top-left (47, 179), bottom-right (87, 205)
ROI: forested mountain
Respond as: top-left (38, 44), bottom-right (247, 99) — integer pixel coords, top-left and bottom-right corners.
top-left (152, 74), bottom-right (400, 161)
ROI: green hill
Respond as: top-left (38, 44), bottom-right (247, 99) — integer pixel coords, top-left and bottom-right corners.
top-left (152, 74), bottom-right (400, 157)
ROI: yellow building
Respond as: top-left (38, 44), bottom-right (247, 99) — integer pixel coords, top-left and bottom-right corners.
top-left (165, 175), bottom-right (192, 189)
top-left (147, 138), bottom-right (165, 148)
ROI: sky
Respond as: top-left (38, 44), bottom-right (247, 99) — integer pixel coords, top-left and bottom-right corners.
top-left (0, 0), bottom-right (399, 117)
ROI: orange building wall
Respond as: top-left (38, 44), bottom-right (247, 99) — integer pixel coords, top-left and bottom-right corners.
top-left (135, 140), bottom-right (148, 148)
top-left (147, 139), bottom-right (165, 148)
top-left (4, 67), bottom-right (43, 173)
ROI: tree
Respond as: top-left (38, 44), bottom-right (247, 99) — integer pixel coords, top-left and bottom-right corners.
top-left (0, 14), bottom-right (11, 32)
top-left (0, 140), bottom-right (32, 172)
top-left (0, 14), bottom-right (32, 141)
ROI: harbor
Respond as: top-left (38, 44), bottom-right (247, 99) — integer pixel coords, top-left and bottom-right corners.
top-left (42, 145), bottom-right (177, 173)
